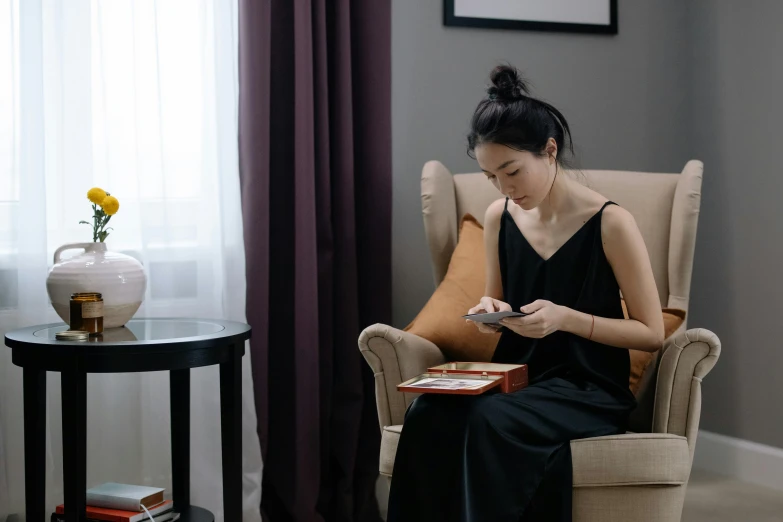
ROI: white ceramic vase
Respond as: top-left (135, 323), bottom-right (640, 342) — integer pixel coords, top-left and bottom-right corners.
top-left (46, 243), bottom-right (147, 328)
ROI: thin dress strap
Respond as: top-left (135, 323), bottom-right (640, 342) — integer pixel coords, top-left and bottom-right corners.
top-left (504, 197), bottom-right (509, 212)
top-left (600, 200), bottom-right (617, 212)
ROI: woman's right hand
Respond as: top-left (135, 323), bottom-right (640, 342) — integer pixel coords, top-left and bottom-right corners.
top-left (466, 297), bottom-right (512, 334)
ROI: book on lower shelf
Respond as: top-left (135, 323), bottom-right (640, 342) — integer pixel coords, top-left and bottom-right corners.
top-left (397, 362), bottom-right (529, 395)
top-left (87, 483), bottom-right (165, 512)
top-left (53, 499), bottom-right (176, 522)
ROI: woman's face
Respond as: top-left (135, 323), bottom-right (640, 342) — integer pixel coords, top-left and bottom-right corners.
top-left (474, 140), bottom-right (557, 210)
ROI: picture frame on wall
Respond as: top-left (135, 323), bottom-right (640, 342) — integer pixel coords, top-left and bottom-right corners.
top-left (443, 0), bottom-right (618, 35)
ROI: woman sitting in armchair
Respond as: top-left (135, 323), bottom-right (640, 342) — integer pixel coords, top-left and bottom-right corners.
top-left (387, 65), bottom-right (664, 522)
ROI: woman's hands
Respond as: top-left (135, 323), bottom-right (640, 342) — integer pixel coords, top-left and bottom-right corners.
top-left (466, 298), bottom-right (573, 338)
top-left (498, 299), bottom-right (570, 339)
top-left (466, 297), bottom-right (512, 334)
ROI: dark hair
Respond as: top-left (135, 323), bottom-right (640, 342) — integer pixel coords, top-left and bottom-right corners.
top-left (467, 65), bottom-right (574, 166)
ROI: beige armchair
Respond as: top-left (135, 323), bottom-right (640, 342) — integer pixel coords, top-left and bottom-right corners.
top-left (359, 160), bottom-right (721, 522)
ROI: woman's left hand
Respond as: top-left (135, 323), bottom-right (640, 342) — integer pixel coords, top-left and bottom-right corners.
top-left (499, 299), bottom-right (570, 339)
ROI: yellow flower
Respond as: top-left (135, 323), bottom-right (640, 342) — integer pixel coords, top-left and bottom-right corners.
top-left (101, 195), bottom-right (120, 215)
top-left (87, 187), bottom-right (107, 204)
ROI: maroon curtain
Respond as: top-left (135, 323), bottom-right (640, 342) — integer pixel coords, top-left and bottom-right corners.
top-left (238, 0), bottom-right (391, 521)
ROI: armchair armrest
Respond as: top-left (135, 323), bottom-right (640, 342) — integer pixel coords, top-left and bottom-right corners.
top-left (653, 328), bottom-right (721, 457)
top-left (571, 433), bottom-right (691, 487)
top-left (358, 323), bottom-right (447, 430)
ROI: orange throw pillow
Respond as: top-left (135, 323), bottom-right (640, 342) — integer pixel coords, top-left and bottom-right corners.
top-left (404, 214), bottom-right (500, 361)
top-left (622, 299), bottom-right (686, 395)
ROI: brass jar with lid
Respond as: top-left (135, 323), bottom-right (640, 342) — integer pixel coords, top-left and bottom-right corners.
top-left (69, 292), bottom-right (104, 334)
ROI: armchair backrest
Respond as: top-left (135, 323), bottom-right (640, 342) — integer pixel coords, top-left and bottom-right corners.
top-left (420, 160), bottom-right (704, 431)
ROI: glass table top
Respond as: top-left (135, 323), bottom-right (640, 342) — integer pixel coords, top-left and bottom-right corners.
top-left (32, 319), bottom-right (225, 343)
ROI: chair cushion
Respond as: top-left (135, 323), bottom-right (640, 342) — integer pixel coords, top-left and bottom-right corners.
top-left (404, 214), bottom-right (500, 362)
top-left (380, 426), bottom-right (690, 486)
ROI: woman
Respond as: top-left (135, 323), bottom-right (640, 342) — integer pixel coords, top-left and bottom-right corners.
top-left (387, 65), bottom-right (664, 522)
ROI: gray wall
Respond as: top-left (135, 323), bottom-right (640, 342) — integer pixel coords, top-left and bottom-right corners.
top-left (393, 0), bottom-right (783, 447)
top-left (392, 0), bottom-right (692, 327)
top-left (688, 1), bottom-right (783, 448)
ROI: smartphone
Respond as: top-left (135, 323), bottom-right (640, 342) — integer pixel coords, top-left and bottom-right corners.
top-left (462, 310), bottom-right (531, 326)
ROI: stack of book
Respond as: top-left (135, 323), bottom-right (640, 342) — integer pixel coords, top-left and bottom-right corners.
top-left (51, 483), bottom-right (179, 522)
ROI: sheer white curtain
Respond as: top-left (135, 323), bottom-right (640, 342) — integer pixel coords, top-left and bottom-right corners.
top-left (0, 1), bottom-right (263, 520)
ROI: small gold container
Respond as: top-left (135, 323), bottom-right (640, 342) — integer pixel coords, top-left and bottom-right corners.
top-left (69, 292), bottom-right (104, 335)
top-left (55, 330), bottom-right (89, 342)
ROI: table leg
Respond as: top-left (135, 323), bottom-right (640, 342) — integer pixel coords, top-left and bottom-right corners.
top-left (170, 369), bottom-right (190, 512)
top-left (62, 363), bottom-right (87, 522)
top-left (220, 345), bottom-right (242, 522)
top-left (23, 368), bottom-right (46, 522)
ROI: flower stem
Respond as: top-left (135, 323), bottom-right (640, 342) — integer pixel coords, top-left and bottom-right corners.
top-left (92, 204), bottom-right (98, 242)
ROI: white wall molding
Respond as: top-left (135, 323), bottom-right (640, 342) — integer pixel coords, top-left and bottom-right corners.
top-left (694, 430), bottom-right (783, 491)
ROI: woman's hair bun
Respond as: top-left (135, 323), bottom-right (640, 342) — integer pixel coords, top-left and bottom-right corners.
top-left (487, 64), bottom-right (530, 102)
top-left (469, 63), bottom-right (574, 163)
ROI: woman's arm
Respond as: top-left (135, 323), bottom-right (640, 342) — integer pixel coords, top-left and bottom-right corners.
top-left (563, 205), bottom-right (664, 352)
top-left (482, 198), bottom-right (506, 300)
top-left (464, 199), bottom-right (510, 335)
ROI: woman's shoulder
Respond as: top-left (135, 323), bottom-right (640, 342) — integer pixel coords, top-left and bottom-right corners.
top-left (601, 203), bottom-right (636, 235)
top-left (600, 202), bottom-right (641, 258)
top-left (483, 198), bottom-right (507, 230)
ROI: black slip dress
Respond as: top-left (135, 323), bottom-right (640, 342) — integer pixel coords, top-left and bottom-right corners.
top-left (387, 199), bottom-right (636, 522)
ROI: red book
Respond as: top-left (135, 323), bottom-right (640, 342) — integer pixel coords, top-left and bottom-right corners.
top-left (55, 500), bottom-right (174, 522)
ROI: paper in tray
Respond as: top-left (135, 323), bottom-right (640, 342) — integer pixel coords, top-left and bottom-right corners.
top-left (427, 362), bottom-right (529, 393)
top-left (397, 372), bottom-right (503, 395)
top-left (397, 362), bottom-right (529, 395)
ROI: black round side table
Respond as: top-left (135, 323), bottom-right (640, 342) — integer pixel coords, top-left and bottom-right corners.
top-left (4, 318), bottom-right (252, 522)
